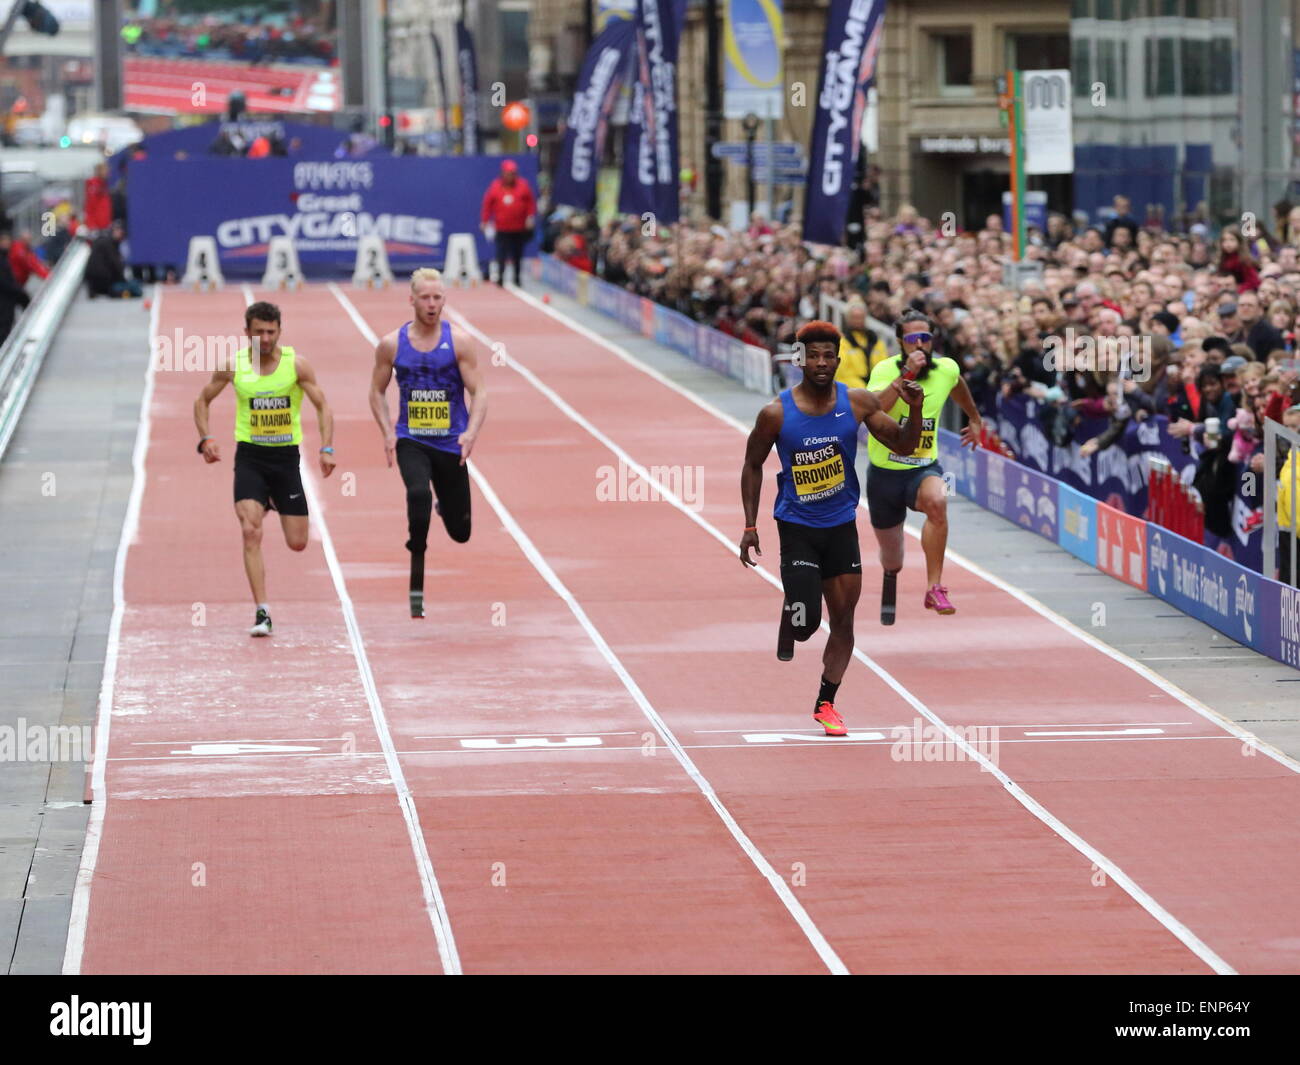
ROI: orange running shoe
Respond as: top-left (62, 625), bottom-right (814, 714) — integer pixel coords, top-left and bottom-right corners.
top-left (813, 700), bottom-right (848, 737)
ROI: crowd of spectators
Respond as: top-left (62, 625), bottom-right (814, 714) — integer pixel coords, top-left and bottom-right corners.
top-left (122, 10), bottom-right (336, 66)
top-left (545, 193), bottom-right (1300, 582)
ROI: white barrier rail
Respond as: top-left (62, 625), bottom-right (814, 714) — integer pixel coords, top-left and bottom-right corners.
top-left (0, 239), bottom-right (91, 462)
top-left (1263, 417), bottom-right (1300, 583)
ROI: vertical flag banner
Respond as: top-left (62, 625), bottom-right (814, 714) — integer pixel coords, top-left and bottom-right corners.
top-left (723, 0), bottom-right (784, 120)
top-left (456, 21), bottom-right (480, 156)
top-left (802, 0), bottom-right (885, 246)
top-left (554, 18), bottom-right (639, 209)
top-left (430, 30), bottom-right (452, 148)
top-left (619, 32), bottom-right (657, 218)
top-left (636, 0), bottom-right (686, 224)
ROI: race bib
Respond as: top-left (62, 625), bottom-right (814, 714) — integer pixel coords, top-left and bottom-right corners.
top-left (891, 416), bottom-right (936, 465)
top-left (791, 442), bottom-right (846, 501)
top-left (407, 388), bottom-right (451, 435)
top-left (249, 395), bottom-right (293, 444)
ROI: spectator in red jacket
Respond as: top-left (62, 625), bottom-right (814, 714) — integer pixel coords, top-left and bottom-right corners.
top-left (480, 159), bottom-right (535, 287)
top-left (8, 231), bottom-right (49, 286)
top-left (84, 163), bottom-right (113, 233)
top-left (1216, 225), bottom-right (1260, 292)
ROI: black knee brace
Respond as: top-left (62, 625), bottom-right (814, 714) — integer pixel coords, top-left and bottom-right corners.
top-left (780, 561), bottom-right (823, 641)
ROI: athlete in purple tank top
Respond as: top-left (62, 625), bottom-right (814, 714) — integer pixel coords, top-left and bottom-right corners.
top-left (369, 267), bottom-right (490, 617)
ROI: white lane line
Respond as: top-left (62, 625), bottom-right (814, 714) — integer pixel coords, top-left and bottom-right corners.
top-left (476, 289), bottom-right (1237, 976)
top-left (331, 283), bottom-right (848, 976)
top-left (1139, 656), bottom-right (1259, 662)
top-left (697, 722), bottom-right (1194, 734)
top-left (63, 286), bottom-right (163, 975)
top-left (262, 286), bottom-right (462, 975)
top-left (507, 283), bottom-right (1300, 777)
top-left (413, 730), bottom-right (640, 740)
top-left (101, 733), bottom-right (1245, 763)
top-left (1025, 728), bottom-right (1165, 737)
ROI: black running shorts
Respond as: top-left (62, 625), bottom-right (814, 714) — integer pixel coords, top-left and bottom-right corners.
top-left (233, 442), bottom-right (308, 516)
top-left (776, 518), bottom-right (862, 580)
top-left (866, 461), bottom-right (944, 529)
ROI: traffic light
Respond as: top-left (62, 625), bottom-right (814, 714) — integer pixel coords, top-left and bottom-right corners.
top-left (20, 1), bottom-right (60, 36)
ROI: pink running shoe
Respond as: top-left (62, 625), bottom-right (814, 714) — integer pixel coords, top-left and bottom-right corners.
top-left (924, 584), bottom-right (956, 614)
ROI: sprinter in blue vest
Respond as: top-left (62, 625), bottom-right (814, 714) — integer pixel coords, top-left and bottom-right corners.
top-left (369, 267), bottom-right (490, 617)
top-left (740, 320), bottom-right (923, 735)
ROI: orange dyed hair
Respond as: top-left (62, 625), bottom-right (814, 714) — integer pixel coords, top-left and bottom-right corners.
top-left (796, 319), bottom-right (841, 346)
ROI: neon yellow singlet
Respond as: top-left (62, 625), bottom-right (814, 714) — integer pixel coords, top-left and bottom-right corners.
top-left (233, 346), bottom-right (303, 446)
top-left (866, 354), bottom-right (960, 469)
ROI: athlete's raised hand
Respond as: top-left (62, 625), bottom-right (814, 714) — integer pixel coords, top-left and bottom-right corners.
top-left (739, 528), bottom-right (761, 567)
top-left (200, 439), bottom-right (221, 464)
top-left (384, 431), bottom-right (397, 468)
top-left (458, 430), bottom-right (477, 465)
top-left (897, 378), bottom-right (924, 409)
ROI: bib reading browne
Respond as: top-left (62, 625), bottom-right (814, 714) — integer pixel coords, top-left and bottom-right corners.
top-left (394, 320), bottom-right (469, 456)
top-left (233, 346), bottom-right (303, 446)
top-left (865, 354), bottom-right (960, 469)
top-left (773, 383), bottom-right (861, 527)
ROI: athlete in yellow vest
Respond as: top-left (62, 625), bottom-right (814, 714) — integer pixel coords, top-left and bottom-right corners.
top-left (194, 301), bottom-right (336, 636)
top-left (865, 312), bottom-right (982, 623)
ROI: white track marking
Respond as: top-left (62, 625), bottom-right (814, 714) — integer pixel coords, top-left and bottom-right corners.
top-left (331, 284), bottom-right (849, 976)
top-left (63, 287), bottom-right (164, 974)
top-left (464, 289), bottom-right (1238, 976)
top-left (509, 283), bottom-right (1300, 776)
top-left (251, 287), bottom-right (462, 974)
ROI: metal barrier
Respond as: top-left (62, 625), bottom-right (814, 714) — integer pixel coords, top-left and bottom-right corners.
top-left (1264, 418), bottom-right (1300, 584)
top-left (816, 292), bottom-right (898, 358)
top-left (0, 239), bottom-right (91, 462)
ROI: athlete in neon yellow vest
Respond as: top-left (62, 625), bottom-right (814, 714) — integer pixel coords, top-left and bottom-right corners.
top-left (864, 311), bottom-right (982, 622)
top-left (193, 301), bottom-right (336, 636)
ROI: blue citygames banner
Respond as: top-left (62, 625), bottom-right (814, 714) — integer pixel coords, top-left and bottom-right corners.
top-left (653, 303), bottom-right (697, 356)
top-left (1258, 580), bottom-right (1300, 668)
top-left (939, 428), bottom-right (983, 504)
top-left (802, 0), bottom-right (885, 245)
top-left (456, 21), bottom-right (480, 156)
top-left (1146, 525), bottom-right (1262, 651)
top-left (554, 18), bottom-right (638, 209)
top-left (126, 155), bottom-right (538, 275)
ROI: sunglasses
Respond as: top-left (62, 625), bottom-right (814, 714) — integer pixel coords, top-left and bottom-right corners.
top-left (902, 331), bottom-right (933, 344)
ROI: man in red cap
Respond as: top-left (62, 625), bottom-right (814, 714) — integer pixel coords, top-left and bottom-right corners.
top-left (479, 159), bottom-right (535, 287)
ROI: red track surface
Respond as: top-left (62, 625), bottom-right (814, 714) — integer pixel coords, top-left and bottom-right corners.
top-left (68, 282), bottom-right (1300, 974)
